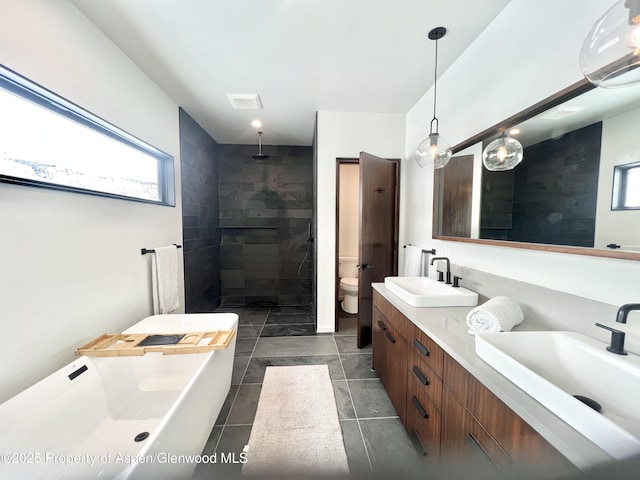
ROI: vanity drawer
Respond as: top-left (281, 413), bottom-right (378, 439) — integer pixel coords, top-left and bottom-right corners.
top-left (407, 360), bottom-right (442, 406)
top-left (373, 291), bottom-right (407, 336)
top-left (407, 321), bottom-right (444, 378)
top-left (406, 377), bottom-right (442, 457)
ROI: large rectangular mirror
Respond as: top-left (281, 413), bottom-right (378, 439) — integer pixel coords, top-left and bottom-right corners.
top-left (433, 79), bottom-right (640, 260)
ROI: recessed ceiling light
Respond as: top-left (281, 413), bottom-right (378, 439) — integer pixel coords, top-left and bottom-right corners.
top-left (251, 119), bottom-right (262, 128)
top-left (226, 93), bottom-right (263, 110)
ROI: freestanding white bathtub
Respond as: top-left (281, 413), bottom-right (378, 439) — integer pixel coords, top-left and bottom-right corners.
top-left (0, 313), bottom-right (237, 480)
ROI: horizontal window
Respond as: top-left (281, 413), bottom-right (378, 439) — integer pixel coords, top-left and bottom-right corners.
top-left (612, 161), bottom-right (640, 210)
top-left (0, 64), bottom-right (174, 205)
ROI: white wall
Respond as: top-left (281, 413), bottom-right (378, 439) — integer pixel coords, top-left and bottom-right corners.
top-left (0, 0), bottom-right (183, 402)
top-left (403, 0), bottom-right (640, 317)
top-left (316, 112), bottom-right (405, 332)
top-left (338, 164), bottom-right (360, 258)
top-left (594, 107), bottom-right (640, 249)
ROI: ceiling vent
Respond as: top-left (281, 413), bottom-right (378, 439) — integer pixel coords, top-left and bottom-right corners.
top-left (226, 93), bottom-right (263, 110)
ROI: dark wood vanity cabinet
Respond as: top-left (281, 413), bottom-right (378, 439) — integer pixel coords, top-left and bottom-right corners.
top-left (373, 291), bottom-right (445, 457)
top-left (440, 385), bottom-right (511, 472)
top-left (372, 291), bottom-right (576, 476)
top-left (441, 353), bottom-right (575, 476)
top-left (404, 320), bottom-right (444, 457)
top-left (372, 294), bottom-right (407, 421)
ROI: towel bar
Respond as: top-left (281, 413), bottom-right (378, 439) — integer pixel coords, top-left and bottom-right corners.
top-left (141, 244), bottom-right (182, 255)
top-left (403, 245), bottom-right (436, 255)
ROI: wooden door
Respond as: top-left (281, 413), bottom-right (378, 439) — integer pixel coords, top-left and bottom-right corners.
top-left (357, 152), bottom-right (398, 348)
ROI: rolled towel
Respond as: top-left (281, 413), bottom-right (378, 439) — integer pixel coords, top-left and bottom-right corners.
top-left (466, 296), bottom-right (524, 335)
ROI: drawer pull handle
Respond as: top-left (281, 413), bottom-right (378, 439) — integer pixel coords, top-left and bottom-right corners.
top-left (385, 331), bottom-right (396, 344)
top-left (412, 395), bottom-right (428, 419)
top-left (413, 338), bottom-right (430, 357)
top-left (467, 433), bottom-right (499, 469)
top-left (412, 365), bottom-right (429, 385)
top-left (410, 430), bottom-right (427, 457)
top-left (377, 320), bottom-right (387, 332)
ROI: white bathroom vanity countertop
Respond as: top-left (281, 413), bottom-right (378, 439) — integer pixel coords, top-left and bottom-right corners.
top-left (372, 283), bottom-right (613, 469)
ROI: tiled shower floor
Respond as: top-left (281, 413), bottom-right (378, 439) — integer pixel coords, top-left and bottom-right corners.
top-left (192, 305), bottom-right (425, 479)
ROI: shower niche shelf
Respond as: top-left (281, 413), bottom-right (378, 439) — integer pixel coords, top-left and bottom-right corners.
top-left (220, 226), bottom-right (278, 229)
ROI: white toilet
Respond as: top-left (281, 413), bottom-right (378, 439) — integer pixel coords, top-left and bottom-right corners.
top-left (338, 256), bottom-right (359, 314)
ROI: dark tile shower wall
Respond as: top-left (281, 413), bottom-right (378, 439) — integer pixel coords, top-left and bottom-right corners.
top-left (218, 144), bottom-right (313, 307)
top-left (179, 108), bottom-right (221, 312)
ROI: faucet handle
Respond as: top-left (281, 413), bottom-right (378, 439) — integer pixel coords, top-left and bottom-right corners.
top-left (595, 323), bottom-right (628, 355)
top-left (452, 276), bottom-right (462, 288)
top-left (436, 270), bottom-right (444, 282)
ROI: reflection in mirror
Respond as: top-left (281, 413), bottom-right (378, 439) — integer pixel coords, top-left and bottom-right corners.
top-left (433, 81), bottom-right (640, 256)
top-left (612, 161), bottom-right (640, 210)
top-left (433, 154), bottom-right (474, 238)
top-left (481, 122), bottom-right (601, 247)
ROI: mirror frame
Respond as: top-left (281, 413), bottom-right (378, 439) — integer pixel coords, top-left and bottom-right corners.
top-left (433, 78), bottom-right (640, 261)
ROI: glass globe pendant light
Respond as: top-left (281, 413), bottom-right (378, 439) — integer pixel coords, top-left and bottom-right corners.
top-left (482, 133), bottom-right (524, 171)
top-left (580, 0), bottom-right (640, 88)
top-left (415, 27), bottom-right (452, 169)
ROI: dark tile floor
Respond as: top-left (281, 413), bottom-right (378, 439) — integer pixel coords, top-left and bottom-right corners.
top-left (192, 305), bottom-right (425, 479)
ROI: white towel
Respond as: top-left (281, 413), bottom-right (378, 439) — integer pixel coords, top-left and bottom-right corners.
top-left (466, 296), bottom-right (524, 335)
top-left (403, 245), bottom-right (424, 276)
top-left (151, 245), bottom-right (180, 314)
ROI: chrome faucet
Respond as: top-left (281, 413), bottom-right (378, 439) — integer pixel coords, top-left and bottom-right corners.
top-left (430, 257), bottom-right (451, 285)
top-left (615, 303), bottom-right (640, 324)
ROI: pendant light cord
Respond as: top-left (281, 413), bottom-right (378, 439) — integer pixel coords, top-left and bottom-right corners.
top-left (430, 36), bottom-right (440, 134)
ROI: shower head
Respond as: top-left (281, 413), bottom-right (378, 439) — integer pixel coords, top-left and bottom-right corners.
top-left (252, 131), bottom-right (269, 159)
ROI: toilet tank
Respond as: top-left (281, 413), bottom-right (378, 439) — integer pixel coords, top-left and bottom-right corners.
top-left (339, 256), bottom-right (358, 278)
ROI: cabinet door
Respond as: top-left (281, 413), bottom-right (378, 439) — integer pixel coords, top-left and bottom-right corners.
top-left (443, 354), bottom-right (576, 477)
top-left (441, 386), bottom-right (511, 475)
top-left (372, 306), bottom-right (407, 421)
top-left (373, 290), bottom-right (407, 336)
top-left (372, 306), bottom-right (388, 379)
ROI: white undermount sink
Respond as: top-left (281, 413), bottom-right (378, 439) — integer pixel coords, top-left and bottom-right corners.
top-left (384, 276), bottom-right (478, 307)
top-left (475, 331), bottom-right (640, 459)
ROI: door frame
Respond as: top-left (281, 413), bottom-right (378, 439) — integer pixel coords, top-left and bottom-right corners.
top-left (334, 156), bottom-right (400, 334)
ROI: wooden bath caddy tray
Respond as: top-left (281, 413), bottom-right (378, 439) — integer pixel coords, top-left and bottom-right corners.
top-left (75, 330), bottom-right (235, 357)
